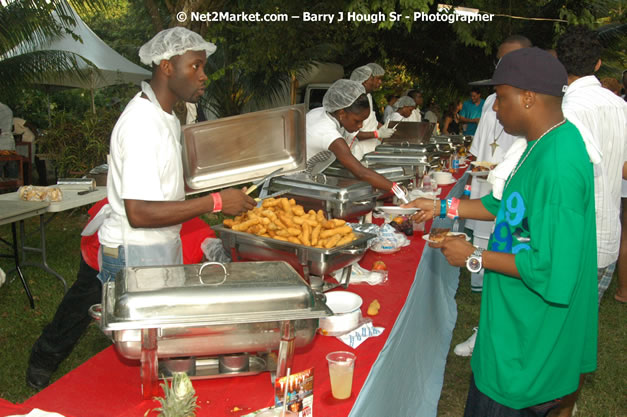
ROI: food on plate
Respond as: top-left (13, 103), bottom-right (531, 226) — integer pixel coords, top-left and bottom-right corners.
top-left (18, 185), bottom-right (63, 202)
top-left (471, 161), bottom-right (496, 172)
top-left (389, 216), bottom-right (413, 236)
top-left (428, 228), bottom-right (450, 243)
top-left (223, 197), bottom-right (356, 249)
top-left (367, 299), bottom-right (381, 316)
top-left (372, 261), bottom-right (387, 271)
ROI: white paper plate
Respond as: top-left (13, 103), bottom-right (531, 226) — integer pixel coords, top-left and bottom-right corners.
top-left (422, 232), bottom-right (470, 243)
top-left (375, 206), bottom-right (420, 215)
top-left (436, 179), bottom-right (457, 186)
top-left (324, 291), bottom-right (363, 314)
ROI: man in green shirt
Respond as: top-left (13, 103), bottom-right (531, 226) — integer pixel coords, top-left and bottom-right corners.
top-left (405, 48), bottom-right (597, 416)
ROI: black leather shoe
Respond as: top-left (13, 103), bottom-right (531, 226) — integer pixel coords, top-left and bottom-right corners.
top-left (26, 363), bottom-right (53, 390)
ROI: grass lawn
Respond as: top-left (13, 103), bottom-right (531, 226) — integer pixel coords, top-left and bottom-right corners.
top-left (0, 210), bottom-right (625, 415)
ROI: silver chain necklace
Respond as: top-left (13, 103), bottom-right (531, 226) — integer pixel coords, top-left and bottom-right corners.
top-left (503, 119), bottom-right (566, 191)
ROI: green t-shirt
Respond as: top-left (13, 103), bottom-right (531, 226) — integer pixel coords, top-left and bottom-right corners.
top-left (472, 121), bottom-right (597, 409)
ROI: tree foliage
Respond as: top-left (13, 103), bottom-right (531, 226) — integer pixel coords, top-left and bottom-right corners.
top-left (0, 0), bottom-right (106, 97)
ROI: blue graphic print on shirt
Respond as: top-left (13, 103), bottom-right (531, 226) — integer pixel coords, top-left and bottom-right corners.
top-left (491, 191), bottom-right (531, 254)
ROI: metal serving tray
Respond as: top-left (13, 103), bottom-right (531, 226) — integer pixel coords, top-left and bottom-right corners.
top-left (182, 105), bottom-right (306, 193)
top-left (100, 261), bottom-right (330, 331)
top-left (215, 225), bottom-right (375, 277)
top-left (267, 173), bottom-right (380, 219)
top-left (323, 163), bottom-right (415, 184)
top-left (362, 151), bottom-right (434, 166)
top-left (384, 121), bottom-right (435, 144)
top-left (375, 143), bottom-right (437, 154)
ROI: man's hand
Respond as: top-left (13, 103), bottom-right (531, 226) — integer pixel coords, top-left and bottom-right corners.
top-left (402, 198), bottom-right (436, 222)
top-left (219, 188), bottom-right (255, 216)
top-left (430, 236), bottom-right (475, 267)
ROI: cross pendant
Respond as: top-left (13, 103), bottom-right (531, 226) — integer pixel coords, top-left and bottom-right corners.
top-left (490, 140), bottom-right (499, 156)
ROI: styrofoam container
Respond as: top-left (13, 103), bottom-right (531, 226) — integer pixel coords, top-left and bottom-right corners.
top-left (319, 291), bottom-right (363, 334)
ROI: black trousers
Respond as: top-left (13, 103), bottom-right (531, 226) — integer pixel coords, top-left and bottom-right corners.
top-left (464, 373), bottom-right (561, 417)
top-left (29, 256), bottom-right (102, 370)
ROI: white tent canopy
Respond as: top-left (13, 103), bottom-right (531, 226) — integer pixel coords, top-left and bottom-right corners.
top-left (5, 1), bottom-right (150, 90)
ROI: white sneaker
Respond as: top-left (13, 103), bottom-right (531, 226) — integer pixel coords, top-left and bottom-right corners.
top-left (454, 327), bottom-right (478, 357)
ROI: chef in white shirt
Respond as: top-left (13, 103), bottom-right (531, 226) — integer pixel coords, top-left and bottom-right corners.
top-left (306, 79), bottom-right (396, 192)
top-left (385, 96), bottom-right (416, 123)
top-left (348, 65), bottom-right (395, 158)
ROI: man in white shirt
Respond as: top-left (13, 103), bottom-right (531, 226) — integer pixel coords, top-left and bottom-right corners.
top-left (349, 65), bottom-right (394, 158)
top-left (557, 26), bottom-right (627, 304)
top-left (96, 27), bottom-right (254, 281)
top-left (406, 89), bottom-right (424, 122)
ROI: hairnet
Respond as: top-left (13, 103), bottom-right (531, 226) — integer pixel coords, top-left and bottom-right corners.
top-left (349, 65), bottom-right (373, 84)
top-left (367, 63), bottom-right (385, 76)
top-left (139, 27), bottom-right (217, 66)
top-left (393, 96), bottom-right (416, 109)
top-left (323, 79), bottom-right (366, 113)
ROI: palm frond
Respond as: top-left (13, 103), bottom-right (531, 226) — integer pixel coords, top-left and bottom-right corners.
top-left (0, 49), bottom-right (95, 95)
top-left (596, 22), bottom-right (627, 44)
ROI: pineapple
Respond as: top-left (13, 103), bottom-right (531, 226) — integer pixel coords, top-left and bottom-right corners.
top-left (151, 372), bottom-right (199, 417)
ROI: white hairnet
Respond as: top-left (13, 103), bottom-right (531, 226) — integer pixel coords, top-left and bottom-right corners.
top-left (349, 65), bottom-right (373, 84)
top-left (393, 96), bottom-right (416, 109)
top-left (139, 27), bottom-right (217, 66)
top-left (322, 79), bottom-right (366, 113)
top-left (367, 63), bottom-right (385, 76)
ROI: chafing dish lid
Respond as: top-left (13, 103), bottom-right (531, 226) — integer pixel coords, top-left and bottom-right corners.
top-left (101, 261), bottom-right (331, 330)
top-left (363, 152), bottom-right (432, 166)
top-left (374, 143), bottom-right (437, 154)
top-left (268, 173), bottom-right (377, 202)
top-left (324, 163), bottom-right (414, 181)
top-left (384, 121), bottom-right (434, 143)
top-left (182, 105), bottom-right (306, 194)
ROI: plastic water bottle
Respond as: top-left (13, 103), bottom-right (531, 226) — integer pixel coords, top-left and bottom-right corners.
top-left (452, 155), bottom-right (460, 171)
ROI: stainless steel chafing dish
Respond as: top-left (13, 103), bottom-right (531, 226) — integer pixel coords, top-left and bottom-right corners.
top-left (91, 261), bottom-right (332, 399)
top-left (362, 151), bottom-right (437, 166)
top-left (374, 143), bottom-right (437, 154)
top-left (267, 173), bottom-right (380, 221)
top-left (383, 121), bottom-right (435, 144)
top-left (216, 224), bottom-right (374, 281)
top-left (323, 163), bottom-right (415, 185)
top-left (182, 105), bottom-right (306, 193)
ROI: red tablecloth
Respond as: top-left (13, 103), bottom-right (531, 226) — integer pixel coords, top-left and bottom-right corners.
top-left (21, 178), bottom-right (463, 417)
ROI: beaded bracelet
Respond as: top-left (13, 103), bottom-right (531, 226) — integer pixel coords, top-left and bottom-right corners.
top-left (432, 198), bottom-right (437, 219)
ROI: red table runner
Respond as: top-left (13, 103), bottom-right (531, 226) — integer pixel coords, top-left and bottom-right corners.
top-left (21, 177), bottom-right (464, 417)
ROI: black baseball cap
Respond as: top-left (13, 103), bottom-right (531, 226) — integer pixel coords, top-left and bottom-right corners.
top-left (470, 47), bottom-right (568, 97)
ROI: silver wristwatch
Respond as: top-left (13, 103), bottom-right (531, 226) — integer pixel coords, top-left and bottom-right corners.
top-left (466, 247), bottom-right (484, 273)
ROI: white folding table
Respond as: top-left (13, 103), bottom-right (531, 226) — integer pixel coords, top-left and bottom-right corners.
top-left (0, 186), bottom-right (106, 302)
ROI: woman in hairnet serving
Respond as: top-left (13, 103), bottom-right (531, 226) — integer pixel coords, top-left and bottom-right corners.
top-left (385, 96), bottom-right (417, 123)
top-left (306, 79), bottom-right (398, 193)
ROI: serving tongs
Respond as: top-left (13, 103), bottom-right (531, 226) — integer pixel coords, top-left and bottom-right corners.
top-left (245, 168), bottom-right (284, 195)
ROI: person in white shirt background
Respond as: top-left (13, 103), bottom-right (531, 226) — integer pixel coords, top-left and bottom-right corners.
top-left (348, 64), bottom-right (395, 158)
top-left (0, 101), bottom-right (17, 178)
top-left (557, 26), bottom-right (627, 304)
top-left (305, 79), bottom-right (395, 192)
top-left (405, 89), bottom-right (424, 122)
top-left (385, 96), bottom-right (416, 123)
top-left (453, 35), bottom-right (532, 357)
top-left (383, 93), bottom-right (399, 123)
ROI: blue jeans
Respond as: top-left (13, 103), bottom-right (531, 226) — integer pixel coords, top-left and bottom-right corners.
top-left (97, 246), bottom-right (126, 284)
